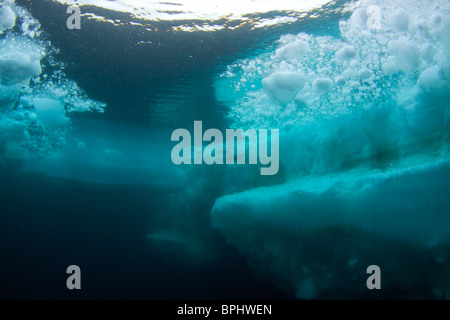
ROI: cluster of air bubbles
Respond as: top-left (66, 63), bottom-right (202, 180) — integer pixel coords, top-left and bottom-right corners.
top-left (0, 1), bottom-right (105, 164)
top-left (216, 0), bottom-right (450, 131)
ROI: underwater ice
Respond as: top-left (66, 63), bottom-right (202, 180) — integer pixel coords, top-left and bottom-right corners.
top-left (213, 0), bottom-right (450, 298)
top-left (0, 2), bottom-right (16, 33)
top-left (262, 72), bottom-right (306, 105)
top-left (276, 40), bottom-right (310, 61)
top-left (0, 1), bottom-right (105, 169)
top-left (0, 2), bottom-right (189, 190)
top-left (2, 0), bottom-right (450, 299)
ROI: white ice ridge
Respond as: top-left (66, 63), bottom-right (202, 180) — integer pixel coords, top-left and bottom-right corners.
top-left (56, 0), bottom-right (331, 22)
top-left (211, 159), bottom-right (450, 299)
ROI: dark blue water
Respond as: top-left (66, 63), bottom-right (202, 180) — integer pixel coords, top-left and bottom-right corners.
top-left (0, 167), bottom-right (292, 299)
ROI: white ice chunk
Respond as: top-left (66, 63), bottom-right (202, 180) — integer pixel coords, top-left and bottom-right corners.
top-left (388, 37), bottom-right (421, 72)
top-left (0, 5), bottom-right (16, 32)
top-left (335, 76), bottom-right (346, 86)
top-left (275, 40), bottom-right (310, 61)
top-left (335, 45), bottom-right (356, 63)
top-left (428, 14), bottom-right (442, 29)
top-left (382, 58), bottom-right (400, 75)
top-left (418, 67), bottom-right (445, 91)
top-left (349, 81), bottom-right (360, 88)
top-left (349, 7), bottom-right (368, 30)
top-left (359, 69), bottom-right (373, 80)
top-left (313, 77), bottom-right (333, 94)
top-left (0, 52), bottom-right (41, 86)
top-left (262, 72), bottom-right (306, 105)
top-left (391, 8), bottom-right (409, 32)
top-left (33, 98), bottom-right (70, 129)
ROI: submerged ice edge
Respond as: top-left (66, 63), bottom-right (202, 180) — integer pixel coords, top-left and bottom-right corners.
top-left (211, 158), bottom-right (450, 299)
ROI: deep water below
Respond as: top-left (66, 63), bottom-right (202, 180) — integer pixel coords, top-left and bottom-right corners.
top-left (0, 169), bottom-right (289, 299)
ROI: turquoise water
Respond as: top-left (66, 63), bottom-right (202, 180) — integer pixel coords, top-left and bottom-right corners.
top-left (1, 0), bottom-right (449, 299)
